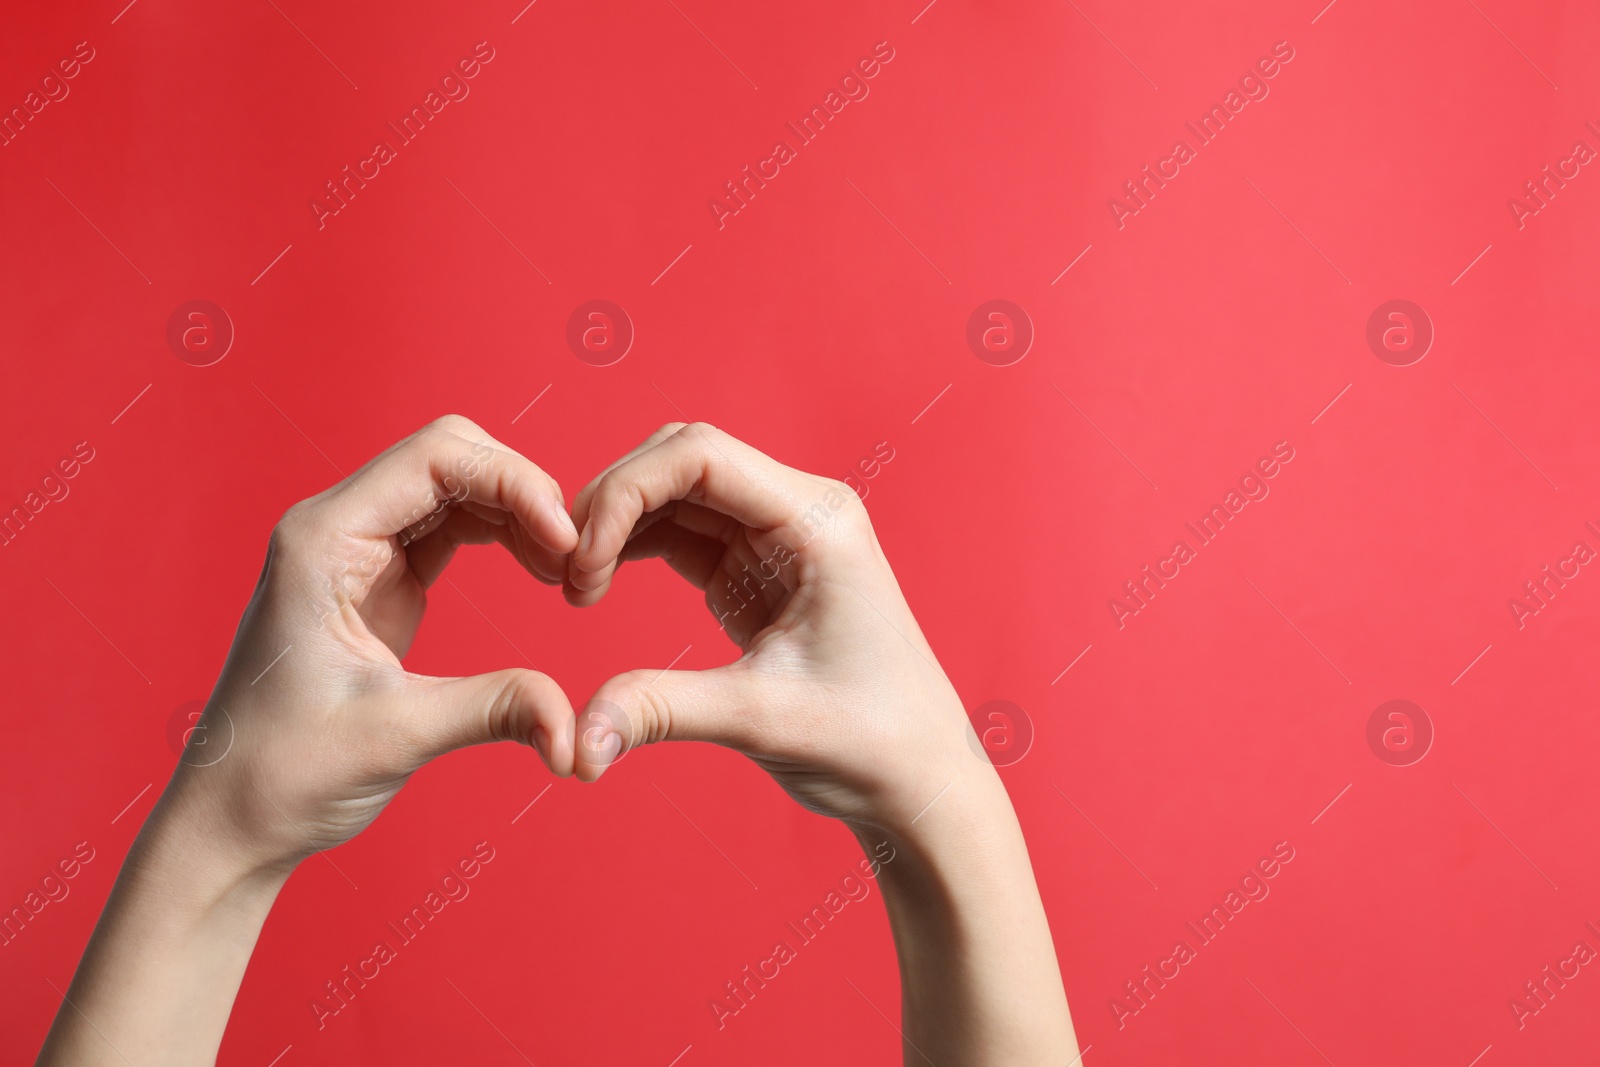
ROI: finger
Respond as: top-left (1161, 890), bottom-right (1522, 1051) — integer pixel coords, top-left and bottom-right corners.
top-left (616, 521), bottom-right (726, 590)
top-left (575, 666), bottom-right (763, 781)
top-left (564, 498), bottom-right (742, 605)
top-left (470, 495), bottom-right (574, 583)
top-left (582, 520), bottom-right (784, 643)
top-left (618, 519), bottom-right (783, 619)
top-left (563, 424), bottom-right (692, 603)
top-left (613, 500), bottom-right (744, 546)
top-left (300, 415), bottom-right (578, 559)
top-left (407, 509), bottom-right (568, 589)
top-left (564, 424), bottom-right (687, 597)
top-left (404, 509), bottom-right (508, 589)
top-left (573, 423), bottom-right (822, 581)
top-left (645, 500), bottom-right (744, 544)
top-left (411, 668), bottom-right (577, 777)
top-left (568, 423), bottom-right (689, 537)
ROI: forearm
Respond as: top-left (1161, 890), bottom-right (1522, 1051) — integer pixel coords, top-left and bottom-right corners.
top-left (855, 768), bottom-right (1078, 1066)
top-left (36, 784), bottom-right (288, 1066)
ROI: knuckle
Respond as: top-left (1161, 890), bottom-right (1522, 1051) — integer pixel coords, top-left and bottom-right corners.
top-left (823, 476), bottom-right (873, 526)
top-left (268, 501), bottom-right (316, 557)
top-left (633, 679), bottom-right (674, 747)
top-left (821, 476), bottom-right (856, 501)
top-left (485, 671), bottom-right (532, 746)
top-left (420, 425), bottom-right (460, 453)
top-left (429, 413), bottom-right (483, 439)
top-left (271, 502), bottom-right (304, 539)
top-left (593, 469), bottom-right (641, 514)
top-left (590, 469), bottom-right (619, 509)
top-left (832, 481), bottom-right (873, 525)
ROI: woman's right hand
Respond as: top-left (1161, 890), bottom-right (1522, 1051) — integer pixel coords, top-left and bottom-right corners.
top-left (562, 422), bottom-right (992, 836)
top-left (563, 423), bottom-right (1078, 1066)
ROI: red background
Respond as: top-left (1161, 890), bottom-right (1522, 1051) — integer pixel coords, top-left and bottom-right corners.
top-left (4, 0), bottom-right (1599, 1063)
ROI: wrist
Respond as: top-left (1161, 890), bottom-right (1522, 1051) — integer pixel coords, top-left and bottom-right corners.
top-left (137, 773), bottom-right (295, 916)
top-left (849, 766), bottom-right (1020, 889)
top-left (853, 689), bottom-right (1015, 848)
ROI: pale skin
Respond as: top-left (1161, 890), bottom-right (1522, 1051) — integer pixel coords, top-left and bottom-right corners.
top-left (36, 416), bottom-right (1078, 1066)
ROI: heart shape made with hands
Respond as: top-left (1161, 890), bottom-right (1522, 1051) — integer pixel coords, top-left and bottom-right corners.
top-left (172, 415), bottom-right (979, 877)
top-left (220, 414), bottom-right (967, 847)
top-left (340, 418), bottom-right (831, 780)
top-left (392, 417), bottom-right (943, 821)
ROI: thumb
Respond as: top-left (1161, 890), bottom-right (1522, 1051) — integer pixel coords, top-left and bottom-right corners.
top-left (412, 668), bottom-right (577, 777)
top-left (577, 666), bottom-right (763, 782)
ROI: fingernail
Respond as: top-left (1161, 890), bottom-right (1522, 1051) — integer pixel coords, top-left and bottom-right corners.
top-left (576, 522), bottom-right (595, 565)
top-left (555, 503), bottom-right (578, 539)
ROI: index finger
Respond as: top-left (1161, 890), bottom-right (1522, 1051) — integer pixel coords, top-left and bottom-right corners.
top-left (297, 414), bottom-right (577, 554)
top-left (572, 423), bottom-right (825, 576)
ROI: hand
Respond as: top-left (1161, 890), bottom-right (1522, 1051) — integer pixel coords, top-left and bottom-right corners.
top-left (563, 422), bottom-right (985, 833)
top-left (564, 423), bottom-right (1078, 1065)
top-left (171, 415), bottom-right (581, 876)
top-left (38, 416), bottom-right (586, 1067)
